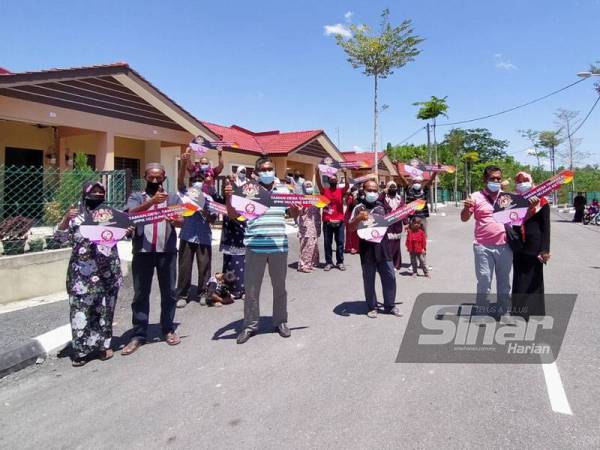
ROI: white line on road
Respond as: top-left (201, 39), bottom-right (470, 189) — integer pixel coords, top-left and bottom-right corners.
top-left (0, 292), bottom-right (68, 315)
top-left (542, 360), bottom-right (573, 415)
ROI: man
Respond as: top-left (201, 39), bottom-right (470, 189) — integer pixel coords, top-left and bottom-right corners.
top-left (316, 169), bottom-right (349, 271)
top-left (190, 147), bottom-right (224, 195)
top-left (347, 180), bottom-right (401, 318)
top-left (122, 163), bottom-right (182, 355)
top-left (573, 192), bottom-right (586, 222)
top-left (176, 151), bottom-right (217, 308)
top-left (224, 156), bottom-right (298, 344)
top-left (461, 165), bottom-right (512, 318)
top-left (397, 173), bottom-right (436, 233)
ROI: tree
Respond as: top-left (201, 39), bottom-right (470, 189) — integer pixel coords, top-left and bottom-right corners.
top-left (386, 143), bottom-right (428, 163)
top-left (462, 151), bottom-right (479, 195)
top-left (335, 9), bottom-right (423, 178)
top-left (538, 130), bottom-right (562, 203)
top-left (518, 128), bottom-right (547, 169)
top-left (445, 129), bottom-right (465, 205)
top-left (413, 95), bottom-right (449, 210)
top-left (555, 109), bottom-right (589, 190)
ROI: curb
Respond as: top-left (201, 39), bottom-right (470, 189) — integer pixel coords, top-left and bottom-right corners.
top-left (0, 324), bottom-right (71, 379)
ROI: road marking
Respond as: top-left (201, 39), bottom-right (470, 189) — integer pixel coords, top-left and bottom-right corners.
top-left (34, 324), bottom-right (71, 354)
top-left (0, 292), bottom-right (68, 315)
top-left (542, 360), bottom-right (573, 415)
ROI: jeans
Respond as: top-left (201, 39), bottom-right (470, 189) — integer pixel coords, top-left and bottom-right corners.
top-left (361, 259), bottom-right (397, 312)
top-left (131, 252), bottom-right (177, 340)
top-left (323, 222), bottom-right (345, 265)
top-left (243, 250), bottom-right (288, 331)
top-left (176, 240), bottom-right (212, 300)
top-left (473, 243), bottom-right (512, 316)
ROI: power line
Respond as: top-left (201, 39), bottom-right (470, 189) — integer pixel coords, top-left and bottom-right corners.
top-left (569, 95), bottom-right (600, 138)
top-left (437, 78), bottom-right (587, 128)
top-left (396, 126), bottom-right (426, 145)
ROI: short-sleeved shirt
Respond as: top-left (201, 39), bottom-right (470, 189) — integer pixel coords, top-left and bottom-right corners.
top-left (125, 191), bottom-right (180, 253)
top-left (179, 190), bottom-right (214, 246)
top-left (351, 201), bottom-right (391, 262)
top-left (470, 190), bottom-right (507, 246)
top-left (244, 183), bottom-right (289, 254)
top-left (406, 187), bottom-right (429, 218)
top-left (321, 186), bottom-right (348, 222)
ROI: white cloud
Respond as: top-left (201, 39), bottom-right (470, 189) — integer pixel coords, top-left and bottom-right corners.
top-left (324, 23), bottom-right (351, 38)
top-left (352, 145), bottom-right (365, 152)
top-left (494, 53), bottom-right (517, 71)
top-left (344, 11), bottom-right (354, 22)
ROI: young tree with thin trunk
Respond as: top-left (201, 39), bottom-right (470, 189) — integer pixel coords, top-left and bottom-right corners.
top-left (334, 9), bottom-right (423, 179)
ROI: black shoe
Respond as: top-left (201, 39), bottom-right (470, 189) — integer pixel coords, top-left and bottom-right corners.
top-left (275, 323), bottom-right (291, 338)
top-left (236, 329), bottom-right (255, 344)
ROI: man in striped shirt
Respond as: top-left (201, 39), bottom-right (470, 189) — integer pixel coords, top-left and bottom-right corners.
top-left (121, 163), bottom-right (182, 355)
top-left (224, 156), bottom-right (298, 344)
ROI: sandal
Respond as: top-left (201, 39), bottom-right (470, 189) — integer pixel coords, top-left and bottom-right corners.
top-left (100, 349), bottom-right (114, 361)
top-left (165, 332), bottom-right (181, 346)
top-left (71, 358), bottom-right (87, 367)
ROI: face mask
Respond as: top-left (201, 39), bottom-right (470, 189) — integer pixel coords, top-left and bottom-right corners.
top-left (238, 173), bottom-right (246, 181)
top-left (305, 187), bottom-right (314, 194)
top-left (145, 181), bottom-right (162, 195)
top-left (516, 182), bottom-right (532, 193)
top-left (365, 192), bottom-right (379, 203)
top-left (192, 182), bottom-right (203, 190)
top-left (388, 188), bottom-right (397, 195)
top-left (487, 181), bottom-right (501, 192)
top-left (329, 181), bottom-right (337, 188)
top-left (259, 171), bottom-right (275, 185)
top-left (85, 197), bottom-right (104, 210)
top-left (412, 183), bottom-right (422, 190)
top-left (200, 164), bottom-right (210, 171)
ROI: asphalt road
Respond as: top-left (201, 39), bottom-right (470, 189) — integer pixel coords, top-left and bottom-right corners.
top-left (1, 207), bottom-right (599, 449)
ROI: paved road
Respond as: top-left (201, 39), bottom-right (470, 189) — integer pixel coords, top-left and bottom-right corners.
top-left (1, 207), bottom-right (599, 449)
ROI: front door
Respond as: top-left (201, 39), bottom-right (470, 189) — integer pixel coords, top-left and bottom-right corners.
top-left (4, 147), bottom-right (44, 220)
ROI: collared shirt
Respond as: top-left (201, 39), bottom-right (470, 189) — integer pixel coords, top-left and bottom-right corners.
top-left (470, 190), bottom-right (507, 246)
top-left (179, 189), bottom-right (214, 245)
top-left (321, 185), bottom-right (348, 222)
top-left (244, 183), bottom-right (288, 253)
top-left (125, 191), bottom-right (180, 253)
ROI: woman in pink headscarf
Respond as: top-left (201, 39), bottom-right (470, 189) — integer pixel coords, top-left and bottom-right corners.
top-left (511, 171), bottom-right (550, 320)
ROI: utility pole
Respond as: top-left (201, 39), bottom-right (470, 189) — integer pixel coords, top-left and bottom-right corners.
top-left (426, 123), bottom-right (433, 210)
top-left (335, 126), bottom-right (341, 150)
top-left (550, 143), bottom-right (557, 205)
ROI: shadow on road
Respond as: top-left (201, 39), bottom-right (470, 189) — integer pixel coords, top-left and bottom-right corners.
top-left (212, 318), bottom-right (308, 340)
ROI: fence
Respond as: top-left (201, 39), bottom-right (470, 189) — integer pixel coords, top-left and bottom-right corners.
top-left (0, 165), bottom-right (133, 227)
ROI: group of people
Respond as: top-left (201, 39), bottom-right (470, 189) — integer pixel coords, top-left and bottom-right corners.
top-left (58, 149), bottom-right (551, 366)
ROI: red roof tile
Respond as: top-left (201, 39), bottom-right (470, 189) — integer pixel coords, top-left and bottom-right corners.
top-left (0, 67), bottom-right (12, 75)
top-left (201, 122), bottom-right (323, 155)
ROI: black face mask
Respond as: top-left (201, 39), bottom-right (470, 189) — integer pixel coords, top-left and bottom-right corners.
top-left (145, 181), bottom-right (162, 195)
top-left (388, 189), bottom-right (397, 196)
top-left (85, 197), bottom-right (104, 210)
top-left (329, 182), bottom-right (337, 189)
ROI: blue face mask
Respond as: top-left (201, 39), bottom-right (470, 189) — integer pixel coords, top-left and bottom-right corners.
top-left (487, 181), bottom-right (501, 192)
top-left (516, 182), bottom-right (532, 193)
top-left (365, 191), bottom-right (379, 203)
top-left (259, 171), bottom-right (275, 185)
top-left (192, 182), bottom-right (203, 190)
top-left (305, 187), bottom-right (314, 194)
top-left (200, 164), bottom-right (210, 171)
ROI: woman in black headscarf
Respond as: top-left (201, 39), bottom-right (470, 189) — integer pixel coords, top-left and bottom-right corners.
top-left (55, 182), bottom-right (124, 366)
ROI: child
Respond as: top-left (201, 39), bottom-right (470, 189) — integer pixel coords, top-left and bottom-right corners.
top-left (405, 217), bottom-right (429, 277)
top-left (206, 272), bottom-right (236, 307)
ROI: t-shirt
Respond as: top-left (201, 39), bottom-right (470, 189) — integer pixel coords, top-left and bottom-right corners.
top-left (244, 184), bottom-right (288, 254)
top-left (179, 189), bottom-right (214, 246)
top-left (350, 201), bottom-right (391, 262)
top-left (321, 186), bottom-right (348, 222)
top-left (406, 187), bottom-right (429, 218)
top-left (125, 191), bottom-right (180, 253)
top-left (470, 190), bottom-right (507, 246)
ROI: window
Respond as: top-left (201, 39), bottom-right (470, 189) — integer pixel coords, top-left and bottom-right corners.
top-left (231, 164), bottom-right (254, 178)
top-left (115, 157), bottom-right (140, 178)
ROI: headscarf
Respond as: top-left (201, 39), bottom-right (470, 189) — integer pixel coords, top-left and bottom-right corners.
top-left (515, 171), bottom-right (548, 231)
top-left (80, 181), bottom-right (106, 213)
top-left (234, 166), bottom-right (247, 187)
top-left (385, 181), bottom-right (403, 210)
top-left (302, 180), bottom-right (314, 194)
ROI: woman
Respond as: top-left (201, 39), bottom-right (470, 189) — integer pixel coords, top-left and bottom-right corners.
top-left (56, 182), bottom-right (123, 366)
top-left (344, 187), bottom-right (360, 254)
top-left (511, 172), bottom-right (551, 320)
top-left (219, 171), bottom-right (247, 299)
top-left (382, 181), bottom-right (405, 271)
top-left (297, 180), bottom-right (321, 272)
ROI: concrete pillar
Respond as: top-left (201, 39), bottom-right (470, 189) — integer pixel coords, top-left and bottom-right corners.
top-left (96, 130), bottom-right (115, 170)
top-left (58, 136), bottom-right (68, 171)
top-left (144, 140), bottom-right (162, 166)
top-left (272, 156), bottom-right (288, 180)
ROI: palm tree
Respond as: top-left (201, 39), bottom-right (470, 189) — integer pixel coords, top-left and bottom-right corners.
top-left (462, 151), bottom-right (479, 195)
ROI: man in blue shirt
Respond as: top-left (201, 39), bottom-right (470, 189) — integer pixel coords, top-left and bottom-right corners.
top-left (176, 152), bottom-right (217, 308)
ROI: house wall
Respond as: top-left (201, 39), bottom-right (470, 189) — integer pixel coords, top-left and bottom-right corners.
top-left (0, 121), bottom-right (53, 166)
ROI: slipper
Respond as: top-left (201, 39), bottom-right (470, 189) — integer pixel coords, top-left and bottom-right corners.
top-left (165, 332), bottom-right (181, 346)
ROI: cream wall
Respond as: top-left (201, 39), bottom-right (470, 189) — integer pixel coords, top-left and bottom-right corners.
top-left (0, 121), bottom-right (53, 166)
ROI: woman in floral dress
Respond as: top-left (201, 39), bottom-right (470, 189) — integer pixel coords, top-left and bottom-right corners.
top-left (56, 182), bottom-right (124, 366)
top-left (297, 180), bottom-right (321, 272)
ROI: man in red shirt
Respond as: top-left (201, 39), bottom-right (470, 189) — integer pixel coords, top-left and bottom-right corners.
top-left (316, 170), bottom-right (349, 271)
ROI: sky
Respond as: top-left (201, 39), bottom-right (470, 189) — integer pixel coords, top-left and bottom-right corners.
top-left (1, 0), bottom-right (599, 167)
